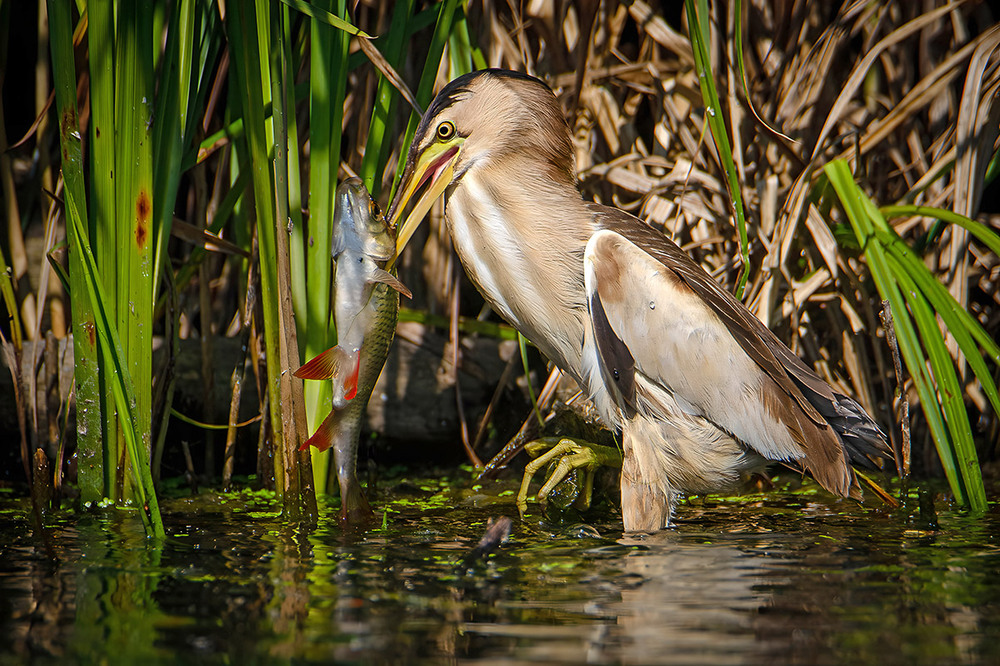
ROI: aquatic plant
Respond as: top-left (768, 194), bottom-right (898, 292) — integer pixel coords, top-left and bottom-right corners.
top-left (3, 1), bottom-right (997, 533)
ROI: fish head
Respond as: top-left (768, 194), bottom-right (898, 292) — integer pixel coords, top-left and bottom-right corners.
top-left (332, 178), bottom-right (395, 263)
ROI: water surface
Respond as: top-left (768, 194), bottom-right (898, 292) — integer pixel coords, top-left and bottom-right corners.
top-left (1, 478), bottom-right (997, 665)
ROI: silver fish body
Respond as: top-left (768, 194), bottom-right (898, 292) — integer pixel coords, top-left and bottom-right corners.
top-left (329, 277), bottom-right (398, 524)
top-left (295, 178), bottom-right (408, 524)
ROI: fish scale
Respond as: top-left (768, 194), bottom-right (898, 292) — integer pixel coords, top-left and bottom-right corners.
top-left (295, 178), bottom-right (409, 525)
top-left (323, 280), bottom-right (398, 524)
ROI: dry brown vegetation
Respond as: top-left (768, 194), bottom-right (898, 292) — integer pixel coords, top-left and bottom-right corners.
top-left (391, 0), bottom-right (999, 478)
top-left (2, 0), bottom-right (997, 505)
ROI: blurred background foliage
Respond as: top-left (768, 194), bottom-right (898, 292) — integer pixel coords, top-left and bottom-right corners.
top-left (1, 0), bottom-right (998, 531)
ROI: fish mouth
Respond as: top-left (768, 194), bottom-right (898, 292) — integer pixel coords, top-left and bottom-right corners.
top-left (388, 142), bottom-right (462, 267)
top-left (333, 177), bottom-right (395, 261)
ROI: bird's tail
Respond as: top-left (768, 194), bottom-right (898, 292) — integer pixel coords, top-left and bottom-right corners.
top-left (823, 392), bottom-right (892, 470)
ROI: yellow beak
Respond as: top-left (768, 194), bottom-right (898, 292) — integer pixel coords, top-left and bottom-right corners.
top-left (388, 140), bottom-right (463, 267)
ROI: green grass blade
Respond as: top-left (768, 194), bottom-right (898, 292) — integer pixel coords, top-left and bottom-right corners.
top-left (47, 0), bottom-right (103, 504)
top-left (271, 2), bottom-right (316, 518)
top-left (874, 227), bottom-right (1000, 417)
top-left (447, 4), bottom-right (472, 77)
top-left (64, 193), bottom-right (165, 535)
top-left (880, 205), bottom-right (1000, 256)
top-left (48, 0), bottom-right (163, 537)
top-left (152, 0), bottom-right (221, 291)
top-left (114, 0), bottom-right (155, 502)
top-left (359, 0), bottom-right (414, 198)
top-left (0, 245), bottom-right (22, 351)
top-left (455, 7), bottom-right (487, 71)
top-left (684, 0), bottom-right (749, 298)
top-left (151, 0), bottom-right (190, 291)
top-left (825, 161), bottom-right (954, 486)
top-left (229, 0), bottom-right (315, 518)
top-left (228, 0), bottom-right (289, 497)
top-left (886, 252), bottom-right (986, 511)
top-left (389, 0), bottom-right (461, 201)
top-left (88, 0), bottom-right (118, 493)
top-left (825, 160), bottom-right (986, 511)
top-left (283, 8), bottom-right (305, 347)
top-left (277, 0), bottom-right (370, 37)
top-left (301, 0), bottom-right (349, 492)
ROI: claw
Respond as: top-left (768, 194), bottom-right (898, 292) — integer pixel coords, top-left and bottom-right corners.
top-left (516, 437), bottom-right (622, 518)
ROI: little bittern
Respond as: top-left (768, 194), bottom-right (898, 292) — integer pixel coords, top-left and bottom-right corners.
top-left (389, 69), bottom-right (888, 531)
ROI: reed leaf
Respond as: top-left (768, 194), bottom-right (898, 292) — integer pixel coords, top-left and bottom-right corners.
top-left (152, 0), bottom-right (221, 290)
top-left (0, 246), bottom-right (21, 351)
top-left (872, 226), bottom-right (1000, 415)
top-left (882, 205), bottom-right (1000, 257)
top-left (271, 1), bottom-right (316, 518)
top-left (684, 0), bottom-right (749, 298)
top-left (227, 0), bottom-right (290, 497)
top-left (226, 0), bottom-right (315, 516)
top-left (113, 0), bottom-right (155, 502)
top-left (359, 0), bottom-right (414, 198)
top-left (47, 0), bottom-right (163, 536)
top-left (277, 0), bottom-right (370, 37)
top-left (886, 251), bottom-right (984, 508)
top-left (825, 160), bottom-right (987, 513)
top-left (87, 0), bottom-right (119, 494)
top-left (300, 0), bottom-right (349, 492)
top-left (389, 0), bottom-right (461, 200)
top-left (46, 2), bottom-right (102, 504)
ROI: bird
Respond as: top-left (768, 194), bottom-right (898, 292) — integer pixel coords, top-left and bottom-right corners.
top-left (387, 68), bottom-right (888, 531)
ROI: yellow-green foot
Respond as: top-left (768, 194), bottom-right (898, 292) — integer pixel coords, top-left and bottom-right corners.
top-left (517, 437), bottom-right (622, 517)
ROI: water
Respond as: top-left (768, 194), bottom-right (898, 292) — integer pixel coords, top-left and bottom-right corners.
top-left (1, 478), bottom-right (998, 665)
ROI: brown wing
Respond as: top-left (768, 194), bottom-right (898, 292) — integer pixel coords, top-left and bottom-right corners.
top-left (589, 205), bottom-right (889, 494)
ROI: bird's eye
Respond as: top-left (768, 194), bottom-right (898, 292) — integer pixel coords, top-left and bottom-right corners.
top-left (436, 121), bottom-right (456, 141)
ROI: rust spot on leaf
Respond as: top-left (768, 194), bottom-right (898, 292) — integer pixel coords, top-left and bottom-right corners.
top-left (60, 108), bottom-right (77, 162)
top-left (60, 107), bottom-right (76, 137)
top-left (96, 126), bottom-right (101, 139)
top-left (84, 321), bottom-right (96, 347)
top-left (135, 190), bottom-right (151, 249)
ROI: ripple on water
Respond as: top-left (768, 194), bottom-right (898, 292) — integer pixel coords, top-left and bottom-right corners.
top-left (0, 481), bottom-right (997, 665)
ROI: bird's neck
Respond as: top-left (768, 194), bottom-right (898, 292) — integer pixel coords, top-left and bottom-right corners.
top-left (445, 159), bottom-right (595, 376)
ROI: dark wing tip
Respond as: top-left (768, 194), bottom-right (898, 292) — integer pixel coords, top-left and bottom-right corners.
top-left (829, 394), bottom-right (892, 470)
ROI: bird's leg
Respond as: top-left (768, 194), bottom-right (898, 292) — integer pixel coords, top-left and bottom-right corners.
top-left (516, 437), bottom-right (622, 517)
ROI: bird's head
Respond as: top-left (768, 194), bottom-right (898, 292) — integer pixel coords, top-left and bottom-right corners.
top-left (388, 69), bottom-right (574, 258)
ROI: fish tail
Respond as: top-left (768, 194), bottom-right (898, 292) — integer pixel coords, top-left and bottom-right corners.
top-left (294, 345), bottom-right (352, 381)
top-left (339, 477), bottom-right (374, 525)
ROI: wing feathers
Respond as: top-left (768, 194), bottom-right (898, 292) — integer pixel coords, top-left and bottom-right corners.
top-left (584, 220), bottom-right (877, 498)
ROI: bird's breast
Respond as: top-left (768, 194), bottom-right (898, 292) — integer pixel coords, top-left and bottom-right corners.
top-left (445, 175), bottom-right (591, 379)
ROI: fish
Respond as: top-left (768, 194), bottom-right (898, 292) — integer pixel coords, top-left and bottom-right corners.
top-left (294, 177), bottom-right (411, 524)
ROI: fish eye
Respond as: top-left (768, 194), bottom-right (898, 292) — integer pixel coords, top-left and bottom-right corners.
top-left (436, 121), bottom-right (456, 141)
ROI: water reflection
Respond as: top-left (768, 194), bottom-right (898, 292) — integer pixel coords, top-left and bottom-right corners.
top-left (0, 487), bottom-right (997, 664)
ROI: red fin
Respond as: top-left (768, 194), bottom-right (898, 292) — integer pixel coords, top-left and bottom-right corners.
top-left (300, 410), bottom-right (337, 452)
top-left (295, 345), bottom-right (350, 380)
top-left (342, 354), bottom-right (360, 401)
